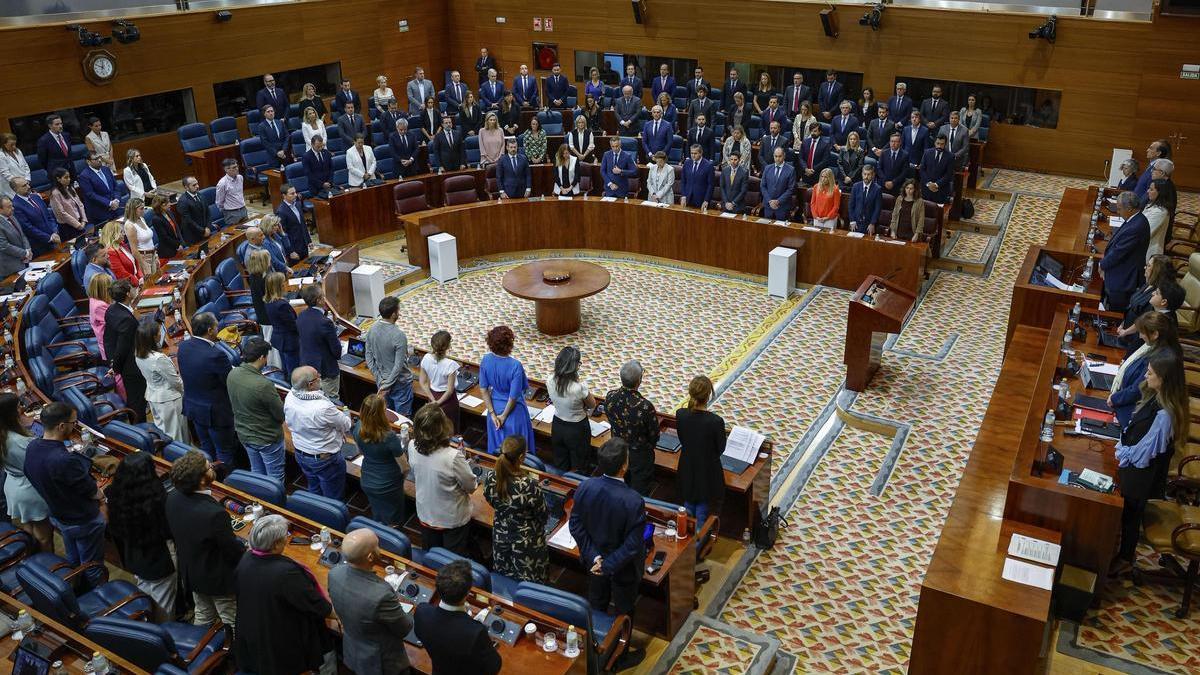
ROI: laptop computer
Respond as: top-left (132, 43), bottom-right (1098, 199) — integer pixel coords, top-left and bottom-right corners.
top-left (339, 337), bottom-right (366, 367)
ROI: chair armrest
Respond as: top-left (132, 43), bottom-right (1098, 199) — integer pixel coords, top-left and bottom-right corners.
top-left (696, 514), bottom-right (720, 562)
top-left (97, 408), bottom-right (135, 425)
top-left (599, 614), bottom-right (632, 672)
top-left (55, 372), bottom-right (103, 387)
top-left (47, 339), bottom-right (89, 350)
top-left (63, 561), bottom-right (110, 585)
top-left (225, 289), bottom-right (251, 296)
top-left (1171, 522), bottom-right (1200, 559)
top-left (183, 621), bottom-right (228, 663)
top-left (57, 315), bottom-right (93, 326)
top-left (185, 646), bottom-right (231, 675)
top-left (100, 590), bottom-right (152, 619)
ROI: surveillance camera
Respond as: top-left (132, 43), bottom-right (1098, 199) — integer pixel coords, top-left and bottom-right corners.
top-left (215, 10), bottom-right (233, 22)
top-left (858, 4), bottom-right (884, 30)
top-left (112, 20), bottom-right (140, 44)
top-left (1029, 16), bottom-right (1056, 43)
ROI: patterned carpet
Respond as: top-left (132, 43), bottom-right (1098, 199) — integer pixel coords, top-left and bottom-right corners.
top-left (385, 168), bottom-right (1200, 674)
top-left (359, 256), bottom-right (419, 285)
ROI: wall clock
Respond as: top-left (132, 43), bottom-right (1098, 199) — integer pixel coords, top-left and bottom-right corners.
top-left (82, 49), bottom-right (117, 85)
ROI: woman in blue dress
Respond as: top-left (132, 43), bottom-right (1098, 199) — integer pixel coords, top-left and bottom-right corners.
top-left (480, 325), bottom-right (536, 454)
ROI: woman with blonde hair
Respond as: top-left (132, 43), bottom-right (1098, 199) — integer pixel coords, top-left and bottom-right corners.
top-left (122, 148), bottom-right (157, 201)
top-left (0, 133), bottom-right (31, 200)
top-left (245, 249), bottom-right (272, 327)
top-left (298, 83), bottom-right (325, 118)
top-left (809, 168), bottom-right (841, 229)
top-left (263, 272), bottom-right (299, 376)
top-left (675, 375), bottom-right (725, 529)
top-left (792, 101), bottom-right (815, 151)
top-left (102, 217), bottom-right (143, 286)
top-left (656, 91), bottom-right (678, 125)
top-left (483, 435), bottom-right (548, 582)
top-left (257, 213), bottom-right (291, 271)
top-left (87, 272), bottom-right (113, 360)
top-left (123, 198), bottom-right (158, 277)
top-left (479, 112), bottom-right (504, 166)
top-left (836, 130), bottom-right (865, 187)
top-left (372, 75), bottom-right (396, 110)
top-left (301, 106), bottom-right (327, 152)
top-left (722, 126), bottom-right (752, 169)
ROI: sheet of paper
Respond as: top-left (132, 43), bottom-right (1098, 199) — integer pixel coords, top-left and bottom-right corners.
top-left (458, 394), bottom-right (483, 408)
top-left (351, 455), bottom-right (364, 467)
top-left (720, 211), bottom-right (738, 218)
top-left (1086, 361), bottom-right (1119, 376)
top-left (846, 232), bottom-right (865, 239)
top-left (1041, 272), bottom-right (1072, 291)
top-left (589, 420), bottom-right (611, 437)
top-left (601, 196), bottom-right (617, 202)
top-left (802, 226), bottom-right (821, 232)
top-left (548, 522), bottom-right (577, 550)
top-left (288, 276), bottom-right (316, 287)
top-left (641, 200), bottom-right (659, 207)
top-left (1108, 216), bottom-right (1125, 228)
top-left (772, 220), bottom-right (788, 227)
top-left (557, 196), bottom-right (573, 201)
top-left (1008, 534), bottom-right (1062, 567)
top-left (331, 249), bottom-right (342, 258)
top-left (884, 239), bottom-right (906, 245)
top-left (1002, 557), bottom-right (1055, 590)
top-left (756, 218), bottom-right (772, 224)
top-left (723, 426), bottom-right (764, 465)
top-left (533, 404), bottom-right (557, 424)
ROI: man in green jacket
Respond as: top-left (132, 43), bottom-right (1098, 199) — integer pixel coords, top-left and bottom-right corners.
top-left (227, 338), bottom-right (286, 481)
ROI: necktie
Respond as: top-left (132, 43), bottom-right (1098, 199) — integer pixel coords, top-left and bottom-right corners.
top-left (936, 151), bottom-right (942, 165)
top-left (55, 134), bottom-right (67, 155)
top-left (511, 155), bottom-right (517, 172)
top-left (891, 150), bottom-right (896, 162)
top-left (794, 88), bottom-right (800, 110)
top-left (729, 170), bottom-right (734, 187)
top-left (445, 130), bottom-right (451, 146)
top-left (948, 128), bottom-right (955, 147)
top-left (26, 196), bottom-right (39, 212)
top-left (654, 121), bottom-right (659, 136)
top-left (809, 141), bottom-right (816, 167)
top-left (776, 165), bottom-right (782, 180)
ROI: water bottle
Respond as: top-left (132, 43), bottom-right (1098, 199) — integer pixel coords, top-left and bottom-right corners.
top-left (742, 528), bottom-right (752, 548)
top-left (320, 527), bottom-right (332, 547)
top-left (50, 660), bottom-right (65, 675)
top-left (173, 307), bottom-right (182, 326)
top-left (1070, 302), bottom-right (1081, 324)
top-left (700, 201), bottom-right (708, 214)
top-left (1058, 378), bottom-right (1071, 402)
top-left (1081, 260), bottom-right (1093, 283)
top-left (2, 327), bottom-right (11, 346)
top-left (199, 249), bottom-right (206, 260)
top-left (675, 506), bottom-right (688, 540)
top-left (12, 609), bottom-right (32, 641)
top-left (565, 625), bottom-right (580, 657)
top-left (90, 651), bottom-right (110, 674)
top-left (173, 287), bottom-right (181, 303)
top-left (1040, 409), bottom-right (1055, 442)
top-left (15, 377), bottom-right (25, 397)
top-left (1061, 330), bottom-right (1072, 354)
top-left (384, 565), bottom-right (402, 591)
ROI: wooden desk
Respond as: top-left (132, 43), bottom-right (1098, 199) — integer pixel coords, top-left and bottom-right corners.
top-left (403, 199), bottom-right (928, 295)
top-left (312, 182), bottom-right (397, 246)
top-left (843, 275), bottom-right (915, 392)
top-left (911, 325), bottom-right (1058, 675)
top-left (1046, 186), bottom-right (1106, 254)
top-left (502, 260), bottom-right (611, 335)
top-left (1006, 245), bottom-right (1103, 347)
top-left (185, 145), bottom-right (241, 189)
top-left (1004, 309), bottom-right (1123, 582)
top-left (0, 594), bottom-right (149, 674)
top-left (321, 246), bottom-right (360, 320)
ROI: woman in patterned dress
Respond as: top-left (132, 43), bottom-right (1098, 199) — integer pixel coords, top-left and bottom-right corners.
top-left (482, 435), bottom-right (548, 582)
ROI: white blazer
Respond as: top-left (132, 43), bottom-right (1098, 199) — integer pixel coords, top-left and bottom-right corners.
top-left (135, 351), bottom-right (184, 404)
top-left (646, 163), bottom-right (675, 204)
top-left (0, 151), bottom-right (30, 200)
top-left (346, 145), bottom-right (377, 187)
top-left (552, 156), bottom-right (581, 195)
top-left (302, 120), bottom-right (327, 152)
top-left (1143, 204), bottom-right (1169, 259)
top-left (122, 164), bottom-right (157, 201)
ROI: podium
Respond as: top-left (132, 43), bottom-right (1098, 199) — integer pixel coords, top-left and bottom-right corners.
top-left (844, 275), bottom-right (916, 392)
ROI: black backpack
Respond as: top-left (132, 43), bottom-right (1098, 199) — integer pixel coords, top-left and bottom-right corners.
top-left (752, 505), bottom-right (788, 549)
top-left (961, 198), bottom-right (975, 220)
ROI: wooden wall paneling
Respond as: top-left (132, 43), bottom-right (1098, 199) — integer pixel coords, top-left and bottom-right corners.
top-left (446, 0), bottom-right (1198, 188)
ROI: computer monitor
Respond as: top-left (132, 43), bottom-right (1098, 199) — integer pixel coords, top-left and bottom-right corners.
top-left (1035, 251), bottom-right (1064, 280)
top-left (347, 337), bottom-right (366, 359)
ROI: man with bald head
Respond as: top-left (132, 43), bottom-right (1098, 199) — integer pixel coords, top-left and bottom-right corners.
top-left (328, 529), bottom-right (413, 675)
top-left (283, 363), bottom-right (350, 498)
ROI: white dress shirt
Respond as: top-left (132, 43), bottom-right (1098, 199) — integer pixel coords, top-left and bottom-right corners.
top-left (284, 389), bottom-right (352, 456)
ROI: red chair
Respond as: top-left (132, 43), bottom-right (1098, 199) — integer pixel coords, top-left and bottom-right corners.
top-left (443, 175), bottom-right (480, 206)
top-left (393, 181), bottom-right (429, 215)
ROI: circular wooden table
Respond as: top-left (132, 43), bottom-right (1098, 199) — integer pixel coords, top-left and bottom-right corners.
top-left (502, 260), bottom-right (611, 335)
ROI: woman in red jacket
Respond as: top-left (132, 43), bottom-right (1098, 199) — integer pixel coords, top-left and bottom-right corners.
top-left (99, 220), bottom-right (143, 286)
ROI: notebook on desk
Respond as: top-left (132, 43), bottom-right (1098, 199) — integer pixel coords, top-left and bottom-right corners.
top-left (1096, 330), bottom-right (1124, 349)
top-left (656, 432), bottom-right (681, 453)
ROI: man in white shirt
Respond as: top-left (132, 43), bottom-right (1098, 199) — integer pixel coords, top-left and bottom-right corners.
top-left (284, 366), bottom-right (352, 499)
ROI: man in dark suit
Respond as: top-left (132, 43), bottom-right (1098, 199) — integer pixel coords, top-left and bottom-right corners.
top-left (939, 111), bottom-right (970, 170)
top-left (817, 70), bottom-right (844, 121)
top-left (724, 68), bottom-right (748, 108)
top-left (177, 176), bottom-right (210, 244)
top-left (373, 102), bottom-right (401, 145)
top-left (760, 96), bottom-right (789, 131)
top-left (388, 119), bottom-right (420, 177)
top-left (334, 78), bottom-right (361, 114)
top-left (165, 450), bottom-right (245, 628)
top-left (445, 70), bottom-right (469, 114)
top-left (680, 145), bottom-right (714, 209)
top-left (178, 312), bottom-right (238, 466)
top-left (719, 152), bottom-right (749, 214)
top-left (257, 104), bottom-right (289, 166)
top-left (544, 63), bottom-right (570, 108)
top-left (601, 137), bottom-right (636, 197)
top-left (830, 101), bottom-right (860, 150)
top-left (329, 530), bottom-right (413, 675)
top-left (276, 184), bottom-right (310, 262)
top-left (474, 47), bottom-right (497, 87)
top-left (685, 67), bottom-right (709, 102)
top-left (1100, 192), bottom-right (1152, 312)
top-left (303, 136), bottom-right (335, 196)
top-left (614, 86), bottom-right (643, 136)
top-left (568, 438), bottom-right (647, 669)
top-left (103, 280), bottom-right (146, 422)
top-left (512, 64), bottom-right (540, 109)
top-left (297, 284), bottom-right (342, 399)
top-left (877, 133), bottom-right (910, 195)
top-left (784, 72), bottom-right (812, 118)
top-left (919, 85), bottom-right (950, 133)
top-left (685, 88), bottom-right (718, 129)
top-left (864, 104), bottom-right (893, 158)
top-left (0, 198), bottom-right (32, 280)
top-left (651, 63), bottom-right (676, 103)
top-left (1134, 139), bottom-right (1170, 198)
top-left (414, 561), bottom-right (502, 674)
top-left (887, 83), bottom-right (914, 131)
top-left (640, 106), bottom-right (672, 160)
top-left (901, 111), bottom-right (930, 168)
top-left (479, 69), bottom-right (505, 111)
top-left (758, 121), bottom-right (789, 173)
top-left (798, 122), bottom-right (833, 186)
top-left (337, 102), bottom-right (367, 146)
top-left (496, 139), bottom-right (531, 199)
top-left (430, 117), bottom-right (465, 173)
top-left (36, 114), bottom-right (74, 180)
top-left (619, 63), bottom-right (642, 101)
top-left (76, 153), bottom-right (122, 225)
top-left (687, 115), bottom-right (716, 160)
top-left (10, 178), bottom-right (60, 255)
top-left (849, 164), bottom-right (883, 235)
top-left (255, 74), bottom-right (289, 120)
top-left (761, 147), bottom-right (796, 220)
top-left (918, 135), bottom-right (954, 204)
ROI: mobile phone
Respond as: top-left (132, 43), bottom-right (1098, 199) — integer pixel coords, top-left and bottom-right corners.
top-left (646, 550), bottom-right (667, 574)
top-left (1085, 352), bottom-right (1106, 362)
top-left (290, 535), bottom-right (309, 545)
top-left (231, 519), bottom-right (247, 532)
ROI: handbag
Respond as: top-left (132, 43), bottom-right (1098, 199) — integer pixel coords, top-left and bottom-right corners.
top-left (751, 505), bottom-right (788, 549)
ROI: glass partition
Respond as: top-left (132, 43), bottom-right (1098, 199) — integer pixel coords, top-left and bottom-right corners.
top-left (8, 88), bottom-right (197, 155)
top-left (213, 62), bottom-right (343, 119)
top-left (895, 76), bottom-right (1061, 128)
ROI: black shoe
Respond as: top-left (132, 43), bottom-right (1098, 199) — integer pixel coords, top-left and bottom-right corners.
top-left (614, 647), bottom-right (647, 671)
